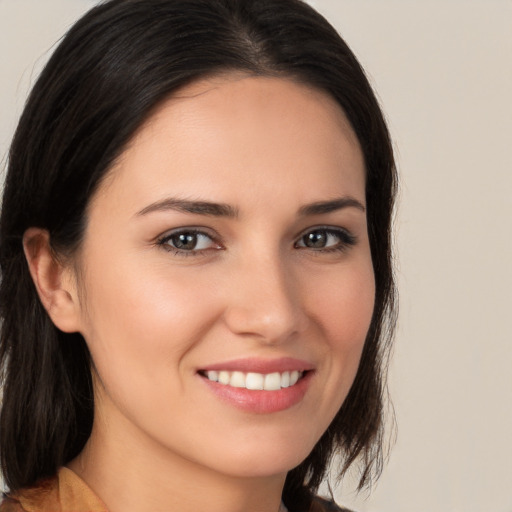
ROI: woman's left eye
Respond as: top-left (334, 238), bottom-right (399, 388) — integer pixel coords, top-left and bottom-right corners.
top-left (295, 227), bottom-right (356, 252)
top-left (158, 229), bottom-right (219, 255)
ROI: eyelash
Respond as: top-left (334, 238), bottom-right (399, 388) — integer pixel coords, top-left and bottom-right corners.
top-left (157, 228), bottom-right (221, 257)
top-left (295, 227), bottom-right (357, 254)
top-left (156, 226), bottom-right (357, 257)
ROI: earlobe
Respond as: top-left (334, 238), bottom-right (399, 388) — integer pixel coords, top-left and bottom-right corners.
top-left (23, 228), bottom-right (82, 333)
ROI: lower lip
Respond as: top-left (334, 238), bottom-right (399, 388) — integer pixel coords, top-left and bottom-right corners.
top-left (200, 371), bottom-right (313, 414)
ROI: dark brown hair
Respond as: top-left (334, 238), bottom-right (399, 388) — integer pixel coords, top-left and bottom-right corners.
top-left (0, 1), bottom-right (397, 510)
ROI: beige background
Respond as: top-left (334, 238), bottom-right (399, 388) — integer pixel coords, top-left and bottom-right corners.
top-left (1, 1), bottom-right (511, 511)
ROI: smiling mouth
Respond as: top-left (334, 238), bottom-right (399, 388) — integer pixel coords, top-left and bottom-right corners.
top-left (198, 370), bottom-right (307, 391)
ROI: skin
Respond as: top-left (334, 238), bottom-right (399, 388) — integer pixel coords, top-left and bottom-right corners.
top-left (26, 75), bottom-right (375, 512)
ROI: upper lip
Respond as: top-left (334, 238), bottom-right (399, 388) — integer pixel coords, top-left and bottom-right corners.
top-left (198, 357), bottom-right (314, 374)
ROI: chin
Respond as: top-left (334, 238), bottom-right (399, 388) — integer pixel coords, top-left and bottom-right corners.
top-left (203, 437), bottom-right (315, 479)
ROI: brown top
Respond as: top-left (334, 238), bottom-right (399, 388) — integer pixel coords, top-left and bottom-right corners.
top-left (0, 468), bottom-right (108, 512)
top-left (0, 468), bottom-right (351, 512)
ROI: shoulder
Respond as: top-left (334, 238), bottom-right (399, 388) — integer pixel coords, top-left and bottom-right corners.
top-left (0, 494), bottom-right (25, 512)
top-left (0, 479), bottom-right (56, 512)
top-left (0, 468), bottom-right (107, 512)
top-left (310, 495), bottom-right (355, 512)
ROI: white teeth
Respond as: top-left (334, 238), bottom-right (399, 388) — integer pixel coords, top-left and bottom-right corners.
top-left (264, 372), bottom-right (281, 391)
top-left (206, 370), bottom-right (218, 382)
top-left (218, 371), bottom-right (230, 385)
top-left (230, 371), bottom-right (246, 388)
top-left (204, 369), bottom-right (304, 390)
top-left (246, 372), bottom-right (264, 390)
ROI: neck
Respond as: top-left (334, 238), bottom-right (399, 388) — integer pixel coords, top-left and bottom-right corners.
top-left (68, 402), bottom-right (287, 512)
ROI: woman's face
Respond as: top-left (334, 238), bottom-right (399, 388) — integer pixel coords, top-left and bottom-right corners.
top-left (73, 75), bottom-right (374, 479)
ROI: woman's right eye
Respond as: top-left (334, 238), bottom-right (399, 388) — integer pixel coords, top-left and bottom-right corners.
top-left (158, 229), bottom-right (220, 255)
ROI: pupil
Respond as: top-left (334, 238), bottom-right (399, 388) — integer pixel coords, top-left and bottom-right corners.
top-left (174, 233), bottom-right (197, 250)
top-left (306, 231), bottom-right (326, 248)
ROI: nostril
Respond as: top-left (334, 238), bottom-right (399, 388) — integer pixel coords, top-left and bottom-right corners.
top-left (222, 302), bottom-right (304, 344)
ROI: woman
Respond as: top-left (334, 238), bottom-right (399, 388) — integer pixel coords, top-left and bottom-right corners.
top-left (0, 1), bottom-right (396, 511)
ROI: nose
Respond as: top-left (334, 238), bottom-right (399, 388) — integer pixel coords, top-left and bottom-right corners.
top-left (222, 251), bottom-right (307, 344)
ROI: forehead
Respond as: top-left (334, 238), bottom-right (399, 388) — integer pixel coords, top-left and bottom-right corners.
top-left (96, 74), bottom-right (365, 212)
top-left (143, 73), bottom-right (360, 142)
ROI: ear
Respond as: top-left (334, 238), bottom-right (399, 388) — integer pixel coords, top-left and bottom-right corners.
top-left (23, 228), bottom-right (82, 333)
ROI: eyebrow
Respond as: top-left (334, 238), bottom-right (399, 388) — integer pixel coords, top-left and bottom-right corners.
top-left (136, 195), bottom-right (365, 219)
top-left (298, 197), bottom-right (366, 216)
top-left (136, 198), bottom-right (239, 218)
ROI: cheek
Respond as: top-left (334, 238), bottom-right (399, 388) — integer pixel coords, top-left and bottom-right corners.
top-left (305, 258), bottom-right (375, 399)
top-left (79, 257), bottom-right (221, 387)
top-left (309, 261), bottom-right (375, 348)
top-left (288, 258), bottom-right (375, 446)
